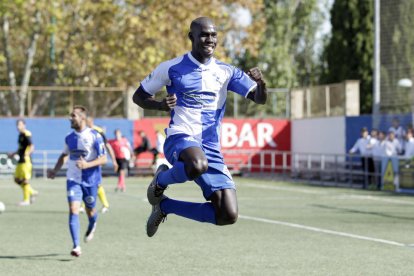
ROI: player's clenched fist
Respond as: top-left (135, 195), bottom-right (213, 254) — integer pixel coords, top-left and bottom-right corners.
top-left (247, 67), bottom-right (265, 84)
top-left (161, 94), bottom-right (177, 111)
top-left (47, 169), bottom-right (56, 179)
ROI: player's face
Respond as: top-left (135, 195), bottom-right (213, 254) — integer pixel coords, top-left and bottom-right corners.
top-left (115, 130), bottom-right (122, 139)
top-left (16, 121), bottom-right (25, 133)
top-left (192, 24), bottom-right (217, 59)
top-left (69, 109), bottom-right (84, 130)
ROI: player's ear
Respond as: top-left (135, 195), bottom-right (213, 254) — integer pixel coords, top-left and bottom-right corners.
top-left (188, 32), bottom-right (193, 42)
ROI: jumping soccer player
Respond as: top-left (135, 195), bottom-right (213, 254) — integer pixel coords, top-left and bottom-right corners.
top-left (48, 106), bottom-right (107, 257)
top-left (9, 119), bottom-right (38, 206)
top-left (132, 17), bottom-right (267, 237)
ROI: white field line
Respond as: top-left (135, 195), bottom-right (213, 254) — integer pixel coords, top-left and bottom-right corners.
top-left (239, 215), bottom-right (407, 247)
top-left (242, 183), bottom-right (414, 205)
top-left (332, 194), bottom-right (414, 206)
top-left (241, 183), bottom-right (327, 195)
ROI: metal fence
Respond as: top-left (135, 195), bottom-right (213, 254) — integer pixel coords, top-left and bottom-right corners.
top-left (1, 150), bottom-right (403, 192)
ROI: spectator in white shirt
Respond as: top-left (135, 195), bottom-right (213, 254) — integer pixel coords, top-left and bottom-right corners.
top-left (404, 129), bottom-right (414, 159)
top-left (384, 131), bottom-right (402, 157)
top-left (371, 131), bottom-right (386, 190)
top-left (349, 127), bottom-right (374, 186)
top-left (349, 127), bottom-right (370, 156)
top-left (388, 118), bottom-right (405, 152)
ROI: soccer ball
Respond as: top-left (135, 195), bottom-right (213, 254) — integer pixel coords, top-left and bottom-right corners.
top-left (0, 201), bottom-right (5, 214)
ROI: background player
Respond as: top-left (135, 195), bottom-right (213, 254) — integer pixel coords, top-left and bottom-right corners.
top-left (84, 116), bottom-right (118, 213)
top-left (132, 17), bottom-right (267, 237)
top-left (47, 106), bottom-right (107, 257)
top-left (9, 119), bottom-right (38, 206)
top-left (108, 129), bottom-right (134, 192)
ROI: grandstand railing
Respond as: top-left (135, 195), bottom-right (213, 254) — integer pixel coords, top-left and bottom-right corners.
top-left (1, 150), bottom-right (404, 191)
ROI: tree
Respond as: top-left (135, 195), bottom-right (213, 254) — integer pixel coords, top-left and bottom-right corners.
top-left (234, 0), bottom-right (324, 117)
top-left (321, 0), bottom-right (374, 114)
top-left (0, 0), bottom-right (264, 117)
top-left (380, 0), bottom-right (414, 114)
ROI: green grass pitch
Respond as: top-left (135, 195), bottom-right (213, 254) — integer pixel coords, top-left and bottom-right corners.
top-left (1, 176), bottom-right (414, 275)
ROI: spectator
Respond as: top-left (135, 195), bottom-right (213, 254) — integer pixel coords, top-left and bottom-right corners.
top-left (134, 130), bottom-right (161, 165)
top-left (153, 130), bottom-right (166, 165)
top-left (372, 131), bottom-right (386, 190)
top-left (349, 127), bottom-right (374, 185)
top-left (388, 117), bottom-right (406, 152)
top-left (404, 129), bottom-right (414, 159)
top-left (384, 131), bottom-right (402, 157)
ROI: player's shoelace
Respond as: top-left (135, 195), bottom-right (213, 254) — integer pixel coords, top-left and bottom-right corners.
top-left (154, 212), bottom-right (167, 226)
top-left (153, 185), bottom-right (167, 197)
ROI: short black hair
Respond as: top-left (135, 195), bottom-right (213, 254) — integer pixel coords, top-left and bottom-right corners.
top-left (73, 105), bottom-right (88, 117)
top-left (16, 118), bottom-right (25, 125)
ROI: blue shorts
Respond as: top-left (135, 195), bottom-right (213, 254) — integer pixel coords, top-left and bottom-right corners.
top-left (164, 134), bottom-right (235, 200)
top-left (67, 180), bottom-right (98, 209)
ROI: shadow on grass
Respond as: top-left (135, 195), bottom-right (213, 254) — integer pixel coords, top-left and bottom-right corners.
top-left (311, 204), bottom-right (414, 221)
top-left (0, 253), bottom-right (72, 262)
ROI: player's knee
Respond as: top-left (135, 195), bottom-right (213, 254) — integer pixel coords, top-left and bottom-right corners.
top-left (216, 209), bottom-right (238, 226)
top-left (186, 158), bottom-right (208, 179)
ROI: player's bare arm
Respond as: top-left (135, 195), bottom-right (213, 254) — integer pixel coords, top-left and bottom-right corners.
top-left (133, 86), bottom-right (176, 111)
top-left (247, 67), bottom-right (267, 105)
top-left (76, 155), bottom-right (107, 170)
top-left (47, 153), bottom-right (68, 179)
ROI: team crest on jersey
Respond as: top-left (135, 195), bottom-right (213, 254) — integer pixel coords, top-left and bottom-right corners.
top-left (85, 196), bottom-right (95, 204)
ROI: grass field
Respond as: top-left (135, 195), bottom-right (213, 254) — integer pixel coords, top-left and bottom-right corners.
top-left (1, 176), bottom-right (414, 275)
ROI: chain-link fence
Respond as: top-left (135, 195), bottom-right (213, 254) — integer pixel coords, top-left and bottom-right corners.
top-left (379, 0), bottom-right (414, 114)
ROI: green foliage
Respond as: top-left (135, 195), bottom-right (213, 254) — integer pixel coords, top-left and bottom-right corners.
top-left (380, 0), bottom-right (414, 114)
top-left (235, 0), bottom-right (323, 117)
top-left (321, 0), bottom-right (374, 114)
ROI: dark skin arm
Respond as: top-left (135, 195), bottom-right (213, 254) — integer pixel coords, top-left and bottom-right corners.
top-left (132, 86), bottom-right (177, 111)
top-left (246, 67), bottom-right (267, 105)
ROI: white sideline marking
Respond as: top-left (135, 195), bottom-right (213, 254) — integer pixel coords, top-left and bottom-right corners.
top-left (333, 195), bottom-right (414, 206)
top-left (242, 183), bottom-right (326, 195)
top-left (243, 183), bottom-right (414, 205)
top-left (239, 215), bottom-right (406, 247)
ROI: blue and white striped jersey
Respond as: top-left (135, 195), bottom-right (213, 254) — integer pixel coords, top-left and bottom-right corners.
top-left (139, 52), bottom-right (257, 145)
top-left (63, 127), bottom-right (106, 186)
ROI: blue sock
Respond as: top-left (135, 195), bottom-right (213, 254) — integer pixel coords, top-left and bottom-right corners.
top-left (157, 161), bottom-right (189, 188)
top-left (69, 213), bottom-right (80, 247)
top-left (87, 212), bottom-right (98, 232)
top-left (160, 198), bottom-right (216, 224)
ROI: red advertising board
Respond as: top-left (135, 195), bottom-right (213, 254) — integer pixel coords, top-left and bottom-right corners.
top-left (133, 118), bottom-right (291, 172)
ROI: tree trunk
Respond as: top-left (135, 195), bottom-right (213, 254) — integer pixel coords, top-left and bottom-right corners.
top-left (1, 14), bottom-right (16, 116)
top-left (18, 10), bottom-right (41, 117)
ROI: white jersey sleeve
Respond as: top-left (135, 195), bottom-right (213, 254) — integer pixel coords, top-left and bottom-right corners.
top-left (140, 61), bottom-right (172, 95)
top-left (227, 67), bottom-right (257, 98)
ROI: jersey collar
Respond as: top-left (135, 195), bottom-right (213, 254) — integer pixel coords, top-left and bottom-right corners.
top-left (187, 52), bottom-right (214, 67)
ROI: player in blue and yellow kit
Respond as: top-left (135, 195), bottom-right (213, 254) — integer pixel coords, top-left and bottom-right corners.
top-left (133, 17), bottom-right (267, 237)
top-left (9, 119), bottom-right (38, 206)
top-left (48, 106), bottom-right (107, 257)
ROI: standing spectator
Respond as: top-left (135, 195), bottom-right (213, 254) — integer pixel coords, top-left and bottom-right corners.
top-left (349, 127), bottom-right (374, 185)
top-left (152, 130), bottom-right (166, 165)
top-left (372, 131), bottom-right (386, 189)
top-left (404, 129), bottom-right (414, 159)
top-left (108, 129), bottom-right (134, 192)
top-left (384, 131), bottom-right (402, 157)
top-left (388, 117), bottom-right (406, 153)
